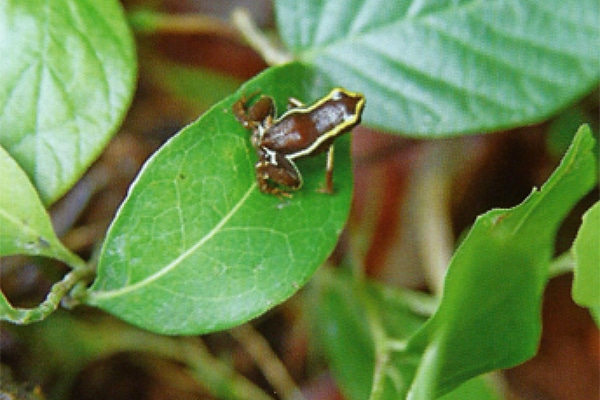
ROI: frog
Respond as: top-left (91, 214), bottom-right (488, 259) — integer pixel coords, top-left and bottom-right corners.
top-left (233, 87), bottom-right (365, 196)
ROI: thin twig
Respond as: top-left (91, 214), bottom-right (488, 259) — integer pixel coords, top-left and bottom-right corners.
top-left (180, 337), bottom-right (275, 400)
top-left (4, 263), bottom-right (96, 324)
top-left (231, 8), bottom-right (292, 66)
top-left (230, 323), bottom-right (305, 400)
top-left (131, 10), bottom-right (239, 39)
top-left (410, 139), bottom-right (462, 295)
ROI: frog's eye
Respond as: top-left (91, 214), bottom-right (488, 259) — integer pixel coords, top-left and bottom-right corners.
top-left (331, 89), bottom-right (344, 101)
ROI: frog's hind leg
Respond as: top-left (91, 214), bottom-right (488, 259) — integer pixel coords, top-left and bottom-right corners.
top-left (255, 151), bottom-right (302, 197)
top-left (318, 145), bottom-right (336, 194)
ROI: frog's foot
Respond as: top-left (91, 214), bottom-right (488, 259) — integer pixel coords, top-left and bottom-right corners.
top-left (232, 92), bottom-right (274, 129)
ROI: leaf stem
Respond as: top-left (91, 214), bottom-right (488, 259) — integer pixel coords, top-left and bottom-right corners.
top-left (359, 284), bottom-right (395, 399)
top-left (1, 263), bottom-right (95, 324)
top-left (231, 8), bottom-right (292, 66)
top-left (410, 139), bottom-right (464, 295)
top-left (129, 9), bottom-right (239, 39)
top-left (230, 323), bottom-right (305, 400)
top-left (547, 251), bottom-right (575, 278)
top-left (178, 338), bottom-right (275, 400)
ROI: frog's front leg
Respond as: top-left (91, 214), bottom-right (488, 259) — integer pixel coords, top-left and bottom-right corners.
top-left (255, 149), bottom-right (302, 196)
top-left (233, 94), bottom-right (276, 129)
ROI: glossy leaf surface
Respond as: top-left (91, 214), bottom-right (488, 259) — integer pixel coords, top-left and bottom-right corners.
top-left (0, 145), bottom-right (79, 265)
top-left (87, 63), bottom-right (354, 335)
top-left (276, 0), bottom-right (599, 136)
top-left (0, 0), bottom-right (136, 204)
top-left (405, 125), bottom-right (597, 399)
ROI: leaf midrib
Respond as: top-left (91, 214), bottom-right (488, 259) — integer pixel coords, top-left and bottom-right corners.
top-left (89, 183), bottom-right (257, 301)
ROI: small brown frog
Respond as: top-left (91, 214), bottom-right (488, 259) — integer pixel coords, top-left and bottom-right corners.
top-left (233, 88), bottom-right (365, 196)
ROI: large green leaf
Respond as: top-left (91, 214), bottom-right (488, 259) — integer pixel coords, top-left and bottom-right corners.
top-left (276, 0), bottom-right (599, 136)
top-left (86, 63), bottom-right (355, 335)
top-left (404, 125), bottom-right (597, 399)
top-left (0, 0), bottom-right (136, 204)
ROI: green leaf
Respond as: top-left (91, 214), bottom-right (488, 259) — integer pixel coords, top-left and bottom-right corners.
top-left (0, 145), bottom-right (82, 266)
top-left (547, 106), bottom-right (594, 158)
top-left (404, 125), bottom-right (597, 399)
top-left (86, 63), bottom-right (354, 335)
top-left (313, 269), bottom-right (501, 400)
top-left (438, 377), bottom-right (502, 400)
top-left (312, 269), bottom-right (430, 400)
top-left (572, 201), bottom-right (600, 314)
top-left (0, 145), bottom-right (88, 324)
top-left (275, 0), bottom-right (599, 136)
top-left (0, 0), bottom-right (136, 204)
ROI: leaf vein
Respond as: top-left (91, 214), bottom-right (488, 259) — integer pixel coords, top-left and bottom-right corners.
top-left (90, 183), bottom-right (257, 300)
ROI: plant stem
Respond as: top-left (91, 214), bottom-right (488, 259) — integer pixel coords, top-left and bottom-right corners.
top-left (230, 323), bottom-right (305, 400)
top-left (410, 139), bottom-right (461, 295)
top-left (1, 263), bottom-right (95, 324)
top-left (547, 251), bottom-right (575, 278)
top-left (231, 8), bottom-right (292, 66)
top-left (129, 9), bottom-right (238, 39)
top-left (178, 338), bottom-right (275, 400)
